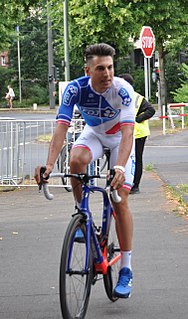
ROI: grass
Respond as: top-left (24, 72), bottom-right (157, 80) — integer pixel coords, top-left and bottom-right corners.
top-left (176, 184), bottom-right (188, 195)
top-left (144, 166), bottom-right (188, 217)
top-left (36, 134), bottom-right (52, 143)
top-left (164, 184), bottom-right (188, 216)
top-left (144, 163), bottom-right (154, 171)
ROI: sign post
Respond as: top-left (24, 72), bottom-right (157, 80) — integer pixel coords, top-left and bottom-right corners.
top-left (140, 26), bottom-right (155, 100)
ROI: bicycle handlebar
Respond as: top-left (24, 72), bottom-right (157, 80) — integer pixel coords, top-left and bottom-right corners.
top-left (40, 172), bottom-right (121, 203)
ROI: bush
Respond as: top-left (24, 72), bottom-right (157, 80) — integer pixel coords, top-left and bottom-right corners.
top-left (21, 81), bottom-right (48, 105)
top-left (171, 63), bottom-right (188, 103)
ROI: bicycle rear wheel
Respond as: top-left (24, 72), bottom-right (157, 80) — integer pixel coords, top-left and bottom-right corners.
top-left (59, 214), bottom-right (93, 319)
top-left (103, 212), bottom-right (120, 302)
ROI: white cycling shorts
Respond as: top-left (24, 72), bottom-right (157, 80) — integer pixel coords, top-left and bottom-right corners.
top-left (72, 124), bottom-right (135, 190)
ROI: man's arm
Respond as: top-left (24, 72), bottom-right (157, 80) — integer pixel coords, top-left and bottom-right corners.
top-left (116, 125), bottom-right (134, 167)
top-left (35, 123), bottom-right (68, 184)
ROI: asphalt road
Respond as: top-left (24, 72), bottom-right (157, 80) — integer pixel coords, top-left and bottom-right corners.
top-left (0, 170), bottom-right (187, 319)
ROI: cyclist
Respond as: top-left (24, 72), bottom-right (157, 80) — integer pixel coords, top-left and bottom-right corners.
top-left (5, 85), bottom-right (15, 109)
top-left (35, 43), bottom-right (135, 298)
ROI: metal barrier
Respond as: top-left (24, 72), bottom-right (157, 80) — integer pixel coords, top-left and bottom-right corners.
top-left (161, 103), bottom-right (188, 135)
top-left (0, 118), bottom-right (87, 187)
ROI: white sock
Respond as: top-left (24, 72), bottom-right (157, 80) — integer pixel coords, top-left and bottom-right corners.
top-left (120, 251), bottom-right (132, 271)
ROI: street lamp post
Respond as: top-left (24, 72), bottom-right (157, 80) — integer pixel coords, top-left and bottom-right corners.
top-left (47, 4), bottom-right (56, 109)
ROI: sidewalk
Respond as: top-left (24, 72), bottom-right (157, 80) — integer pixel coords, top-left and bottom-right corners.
top-left (0, 105), bottom-right (58, 114)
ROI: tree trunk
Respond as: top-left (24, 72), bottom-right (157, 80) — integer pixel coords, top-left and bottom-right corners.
top-left (158, 45), bottom-right (167, 114)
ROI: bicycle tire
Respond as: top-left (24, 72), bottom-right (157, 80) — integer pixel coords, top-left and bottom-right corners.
top-left (58, 145), bottom-right (72, 192)
top-left (59, 214), bottom-right (93, 319)
top-left (103, 212), bottom-right (120, 302)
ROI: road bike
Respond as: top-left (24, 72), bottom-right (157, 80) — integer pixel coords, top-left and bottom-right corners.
top-left (40, 150), bottom-right (121, 319)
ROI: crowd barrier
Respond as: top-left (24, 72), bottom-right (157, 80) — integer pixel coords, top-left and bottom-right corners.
top-left (0, 118), bottom-right (85, 187)
top-left (1, 106), bottom-right (187, 187)
top-left (161, 103), bottom-right (188, 135)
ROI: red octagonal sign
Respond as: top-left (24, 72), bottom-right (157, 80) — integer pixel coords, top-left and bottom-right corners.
top-left (140, 26), bottom-right (155, 58)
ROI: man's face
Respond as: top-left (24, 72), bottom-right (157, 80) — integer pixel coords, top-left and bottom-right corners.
top-left (85, 56), bottom-right (114, 93)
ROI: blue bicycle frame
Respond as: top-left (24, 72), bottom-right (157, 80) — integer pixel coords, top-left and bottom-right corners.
top-left (73, 184), bottom-right (113, 274)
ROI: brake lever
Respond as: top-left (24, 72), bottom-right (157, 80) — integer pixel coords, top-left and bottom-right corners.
top-left (39, 166), bottom-right (49, 192)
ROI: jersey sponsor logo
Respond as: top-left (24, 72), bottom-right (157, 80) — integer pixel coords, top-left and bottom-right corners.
top-left (88, 93), bottom-right (94, 98)
top-left (118, 88), bottom-right (132, 106)
top-left (130, 154), bottom-right (135, 176)
top-left (63, 85), bottom-right (78, 106)
top-left (82, 106), bottom-right (119, 119)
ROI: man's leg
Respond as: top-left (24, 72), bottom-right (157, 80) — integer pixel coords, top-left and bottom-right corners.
top-left (69, 146), bottom-right (91, 204)
top-left (114, 189), bottom-right (133, 251)
top-left (110, 142), bottom-right (135, 298)
top-left (70, 126), bottom-right (103, 205)
top-left (6, 97), bottom-right (11, 108)
top-left (113, 188), bottom-right (133, 298)
top-left (10, 98), bottom-right (13, 108)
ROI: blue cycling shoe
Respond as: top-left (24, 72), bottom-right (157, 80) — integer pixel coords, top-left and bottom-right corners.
top-left (74, 228), bottom-right (85, 243)
top-left (114, 267), bottom-right (133, 298)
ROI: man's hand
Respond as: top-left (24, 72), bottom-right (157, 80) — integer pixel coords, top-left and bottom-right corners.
top-left (108, 168), bottom-right (125, 190)
top-left (34, 165), bottom-right (52, 186)
top-left (111, 169), bottom-right (125, 190)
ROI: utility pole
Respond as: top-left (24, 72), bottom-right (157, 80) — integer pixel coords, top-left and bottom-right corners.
top-left (16, 26), bottom-right (22, 103)
top-left (63, 0), bottom-right (70, 81)
top-left (47, 4), bottom-right (55, 109)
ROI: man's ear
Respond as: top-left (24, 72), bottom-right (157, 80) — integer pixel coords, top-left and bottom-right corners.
top-left (84, 66), bottom-right (90, 76)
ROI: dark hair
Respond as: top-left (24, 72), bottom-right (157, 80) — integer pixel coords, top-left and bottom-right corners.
top-left (119, 73), bottom-right (134, 86)
top-left (85, 43), bottom-right (115, 63)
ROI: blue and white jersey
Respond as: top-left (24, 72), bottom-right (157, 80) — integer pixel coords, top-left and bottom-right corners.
top-left (57, 76), bottom-right (135, 135)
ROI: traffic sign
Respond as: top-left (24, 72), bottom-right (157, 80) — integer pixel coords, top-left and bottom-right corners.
top-left (140, 26), bottom-right (155, 58)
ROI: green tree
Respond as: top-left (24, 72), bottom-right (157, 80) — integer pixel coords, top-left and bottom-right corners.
top-left (0, 0), bottom-right (43, 50)
top-left (129, 0), bottom-right (188, 108)
top-left (171, 63), bottom-right (188, 102)
top-left (10, 12), bottom-right (48, 86)
top-left (49, 0), bottom-right (188, 107)
top-left (49, 0), bottom-right (137, 78)
top-left (6, 10), bottom-right (49, 104)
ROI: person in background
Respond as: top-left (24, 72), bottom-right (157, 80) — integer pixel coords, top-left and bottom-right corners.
top-left (5, 85), bottom-right (15, 109)
top-left (119, 74), bottom-right (155, 194)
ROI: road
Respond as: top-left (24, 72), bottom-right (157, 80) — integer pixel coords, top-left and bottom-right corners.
top-left (145, 128), bottom-right (188, 187)
top-left (0, 171), bottom-right (187, 319)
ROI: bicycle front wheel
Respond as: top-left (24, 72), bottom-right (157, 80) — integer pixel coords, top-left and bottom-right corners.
top-left (59, 214), bottom-right (93, 319)
top-left (103, 212), bottom-right (121, 302)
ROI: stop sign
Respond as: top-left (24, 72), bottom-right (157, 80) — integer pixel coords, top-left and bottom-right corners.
top-left (140, 26), bottom-right (155, 58)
